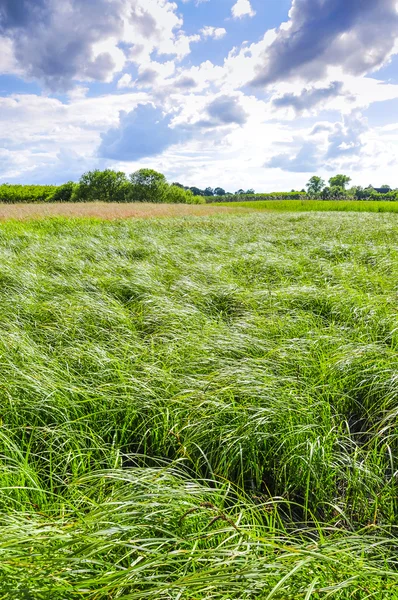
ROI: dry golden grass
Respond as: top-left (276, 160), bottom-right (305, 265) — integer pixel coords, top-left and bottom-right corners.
top-left (0, 202), bottom-right (246, 221)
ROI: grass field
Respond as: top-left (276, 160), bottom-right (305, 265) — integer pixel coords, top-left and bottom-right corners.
top-left (219, 199), bottom-right (398, 212)
top-left (0, 200), bottom-right (398, 221)
top-left (0, 212), bottom-right (397, 598)
top-left (0, 201), bottom-right (246, 220)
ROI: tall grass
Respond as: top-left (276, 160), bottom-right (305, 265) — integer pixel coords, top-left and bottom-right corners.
top-left (219, 199), bottom-right (398, 212)
top-left (0, 212), bottom-right (397, 598)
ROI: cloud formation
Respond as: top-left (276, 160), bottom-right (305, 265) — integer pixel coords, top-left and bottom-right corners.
top-left (200, 26), bottom-right (226, 40)
top-left (231, 0), bottom-right (256, 19)
top-left (206, 95), bottom-right (247, 125)
top-left (252, 0), bottom-right (398, 86)
top-left (267, 112), bottom-right (368, 172)
top-left (1, 0), bottom-right (398, 189)
top-left (0, 0), bottom-right (125, 90)
top-left (266, 141), bottom-right (320, 173)
top-left (99, 103), bottom-right (184, 161)
top-left (0, 0), bottom-right (194, 90)
top-left (273, 81), bottom-right (345, 112)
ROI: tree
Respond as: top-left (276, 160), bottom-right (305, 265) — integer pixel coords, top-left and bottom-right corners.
top-left (189, 187), bottom-right (204, 196)
top-left (328, 174), bottom-right (351, 189)
top-left (321, 185), bottom-right (347, 200)
top-left (246, 189), bottom-right (255, 195)
top-left (165, 185), bottom-right (202, 204)
top-left (50, 181), bottom-right (78, 202)
top-left (214, 187), bottom-right (226, 196)
top-left (76, 170), bottom-right (129, 202)
top-left (203, 187), bottom-right (214, 197)
top-left (235, 189), bottom-right (245, 195)
top-left (130, 169), bottom-right (167, 203)
top-left (306, 176), bottom-right (325, 196)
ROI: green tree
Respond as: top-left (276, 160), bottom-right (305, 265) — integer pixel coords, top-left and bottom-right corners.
top-left (246, 188), bottom-right (255, 194)
top-left (328, 174), bottom-right (351, 189)
top-left (306, 176), bottom-right (325, 196)
top-left (321, 185), bottom-right (348, 200)
top-left (130, 169), bottom-right (167, 203)
top-left (189, 187), bottom-right (204, 196)
top-left (76, 169), bottom-right (129, 202)
top-left (164, 185), bottom-right (204, 204)
top-left (214, 187), bottom-right (226, 196)
top-left (50, 181), bottom-right (79, 203)
top-left (203, 187), bottom-right (214, 197)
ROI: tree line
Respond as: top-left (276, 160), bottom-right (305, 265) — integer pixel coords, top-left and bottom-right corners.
top-left (305, 175), bottom-right (398, 200)
top-left (0, 169), bottom-right (205, 204)
top-left (0, 169), bottom-right (258, 204)
top-left (0, 169), bottom-right (397, 204)
top-left (173, 184), bottom-right (256, 197)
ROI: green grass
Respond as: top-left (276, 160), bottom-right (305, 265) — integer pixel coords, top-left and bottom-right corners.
top-left (218, 199), bottom-right (398, 212)
top-left (0, 212), bottom-right (397, 598)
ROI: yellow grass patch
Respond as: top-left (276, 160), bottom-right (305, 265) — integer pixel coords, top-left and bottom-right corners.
top-left (0, 202), bottom-right (247, 221)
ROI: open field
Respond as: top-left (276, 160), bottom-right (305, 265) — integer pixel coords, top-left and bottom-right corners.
top-left (0, 201), bottom-right (245, 220)
top-left (0, 212), bottom-right (397, 598)
top-left (1, 200), bottom-right (398, 222)
top-left (219, 199), bottom-right (398, 212)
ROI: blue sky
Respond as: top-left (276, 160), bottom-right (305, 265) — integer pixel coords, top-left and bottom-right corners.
top-left (1, 0), bottom-right (398, 190)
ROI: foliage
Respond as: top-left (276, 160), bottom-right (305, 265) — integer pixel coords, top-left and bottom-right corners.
top-left (49, 180), bottom-right (79, 202)
top-left (0, 213), bottom-right (397, 597)
top-left (214, 187), bottom-right (226, 196)
top-left (0, 184), bottom-right (57, 203)
top-left (1, 169), bottom-right (398, 205)
top-left (320, 185), bottom-right (348, 199)
top-left (329, 174), bottom-right (352, 189)
top-left (164, 184), bottom-right (205, 204)
top-left (204, 187), bottom-right (214, 197)
top-left (130, 168), bottom-right (168, 203)
top-left (76, 169), bottom-right (130, 202)
top-left (306, 175), bottom-right (325, 196)
top-left (189, 186), bottom-right (205, 196)
top-left (208, 191), bottom-right (307, 202)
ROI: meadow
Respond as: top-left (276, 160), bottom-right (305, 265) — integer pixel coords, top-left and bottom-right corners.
top-left (0, 211), bottom-right (397, 598)
top-left (0, 201), bottom-right (241, 221)
top-left (0, 199), bottom-right (397, 222)
top-left (219, 199), bottom-right (398, 213)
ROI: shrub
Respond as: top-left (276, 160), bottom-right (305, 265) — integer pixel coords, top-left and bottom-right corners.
top-left (164, 185), bottom-right (205, 204)
top-left (0, 184), bottom-right (57, 203)
top-left (49, 181), bottom-right (78, 202)
top-left (207, 192), bottom-right (307, 203)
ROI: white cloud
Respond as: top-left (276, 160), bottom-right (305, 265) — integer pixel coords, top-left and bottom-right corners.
top-left (231, 0), bottom-right (256, 20)
top-left (251, 0), bottom-right (398, 87)
top-left (1, 0), bottom-right (398, 190)
top-left (200, 26), bottom-right (227, 40)
top-left (0, 0), bottom-right (201, 90)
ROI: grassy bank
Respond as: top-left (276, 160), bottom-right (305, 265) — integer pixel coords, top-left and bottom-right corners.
top-left (218, 199), bottom-right (398, 212)
top-left (0, 212), bottom-right (397, 598)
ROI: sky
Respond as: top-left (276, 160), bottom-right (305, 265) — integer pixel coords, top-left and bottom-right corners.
top-left (1, 0), bottom-right (398, 191)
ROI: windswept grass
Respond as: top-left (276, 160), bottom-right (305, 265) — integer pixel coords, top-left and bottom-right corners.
top-left (219, 199), bottom-right (398, 212)
top-left (0, 201), bottom-right (244, 221)
top-left (0, 212), bottom-right (397, 598)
